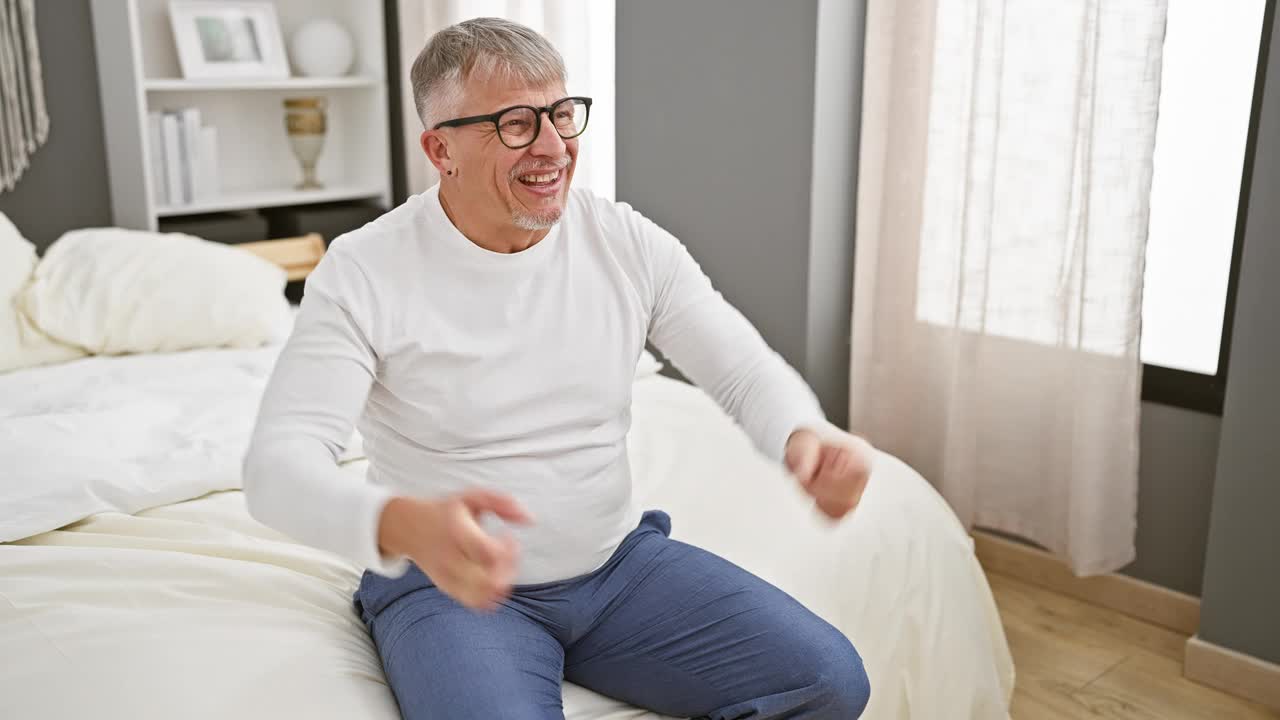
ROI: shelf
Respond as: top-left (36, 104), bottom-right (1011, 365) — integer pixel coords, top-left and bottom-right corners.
top-left (92, 0), bottom-right (391, 233)
top-left (155, 185), bottom-right (385, 217)
top-left (145, 76), bottom-right (379, 92)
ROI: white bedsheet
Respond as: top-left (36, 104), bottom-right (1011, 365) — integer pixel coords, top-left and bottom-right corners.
top-left (0, 348), bottom-right (1014, 719)
top-left (0, 346), bottom-right (278, 542)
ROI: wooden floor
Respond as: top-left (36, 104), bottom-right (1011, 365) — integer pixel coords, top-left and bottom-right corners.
top-left (987, 571), bottom-right (1279, 720)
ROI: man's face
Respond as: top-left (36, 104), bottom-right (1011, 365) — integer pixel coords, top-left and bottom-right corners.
top-left (436, 76), bottom-right (578, 231)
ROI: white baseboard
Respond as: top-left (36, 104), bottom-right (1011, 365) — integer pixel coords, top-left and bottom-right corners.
top-left (1184, 635), bottom-right (1280, 712)
top-left (973, 530), bottom-right (1280, 711)
top-left (972, 529), bottom-right (1201, 635)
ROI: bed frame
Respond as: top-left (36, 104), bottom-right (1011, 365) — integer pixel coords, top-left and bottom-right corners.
top-left (236, 233), bottom-right (326, 281)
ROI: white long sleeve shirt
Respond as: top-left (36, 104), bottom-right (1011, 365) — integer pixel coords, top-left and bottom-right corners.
top-left (243, 185), bottom-right (828, 584)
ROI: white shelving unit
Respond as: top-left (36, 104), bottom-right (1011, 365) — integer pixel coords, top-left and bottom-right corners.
top-left (144, 76), bottom-right (380, 92)
top-left (155, 183), bottom-right (387, 217)
top-left (90, 0), bottom-right (393, 231)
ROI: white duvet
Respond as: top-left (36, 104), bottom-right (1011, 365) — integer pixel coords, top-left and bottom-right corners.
top-left (0, 346), bottom-right (1013, 719)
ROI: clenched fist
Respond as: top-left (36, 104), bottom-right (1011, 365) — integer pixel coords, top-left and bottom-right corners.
top-left (377, 489), bottom-right (532, 611)
top-left (784, 428), bottom-right (874, 520)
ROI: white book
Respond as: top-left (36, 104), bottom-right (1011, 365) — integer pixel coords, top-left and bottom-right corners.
top-left (199, 125), bottom-right (217, 202)
top-left (161, 113), bottom-right (185, 205)
top-left (180, 108), bottom-right (202, 201)
top-left (146, 112), bottom-right (167, 207)
top-left (200, 125), bottom-right (219, 201)
top-left (173, 112), bottom-right (190, 203)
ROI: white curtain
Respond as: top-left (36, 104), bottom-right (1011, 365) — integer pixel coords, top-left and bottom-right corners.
top-left (396, 0), bottom-right (615, 199)
top-left (852, 0), bottom-right (1168, 575)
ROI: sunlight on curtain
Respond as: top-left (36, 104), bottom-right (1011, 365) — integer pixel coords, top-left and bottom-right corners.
top-left (854, 0), bottom-right (1167, 575)
top-left (913, 2), bottom-right (1161, 359)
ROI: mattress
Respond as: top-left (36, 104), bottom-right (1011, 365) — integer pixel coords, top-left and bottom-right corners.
top-left (0, 346), bottom-right (1014, 719)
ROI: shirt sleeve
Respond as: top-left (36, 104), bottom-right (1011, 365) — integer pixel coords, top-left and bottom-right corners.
top-left (242, 248), bottom-right (409, 577)
top-left (633, 208), bottom-right (832, 463)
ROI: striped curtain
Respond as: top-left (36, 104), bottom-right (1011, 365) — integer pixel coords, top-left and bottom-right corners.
top-left (0, 0), bottom-right (48, 193)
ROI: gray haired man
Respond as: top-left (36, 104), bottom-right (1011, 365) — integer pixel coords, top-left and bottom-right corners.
top-left (245, 17), bottom-right (873, 719)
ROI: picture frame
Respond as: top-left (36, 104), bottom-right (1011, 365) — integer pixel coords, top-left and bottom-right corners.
top-left (168, 1), bottom-right (290, 80)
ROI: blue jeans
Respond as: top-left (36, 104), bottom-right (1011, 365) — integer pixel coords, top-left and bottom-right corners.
top-left (354, 511), bottom-right (870, 719)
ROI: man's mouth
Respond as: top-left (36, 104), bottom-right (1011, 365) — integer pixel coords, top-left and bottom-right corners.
top-left (516, 169), bottom-right (561, 187)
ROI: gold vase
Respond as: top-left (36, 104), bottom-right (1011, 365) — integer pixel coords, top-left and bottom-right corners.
top-left (284, 97), bottom-right (327, 190)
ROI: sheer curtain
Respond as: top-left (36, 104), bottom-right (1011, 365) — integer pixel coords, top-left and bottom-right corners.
top-left (396, 0), bottom-right (615, 199)
top-left (852, 0), bottom-right (1167, 575)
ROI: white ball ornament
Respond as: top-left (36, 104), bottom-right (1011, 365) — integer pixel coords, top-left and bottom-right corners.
top-left (290, 20), bottom-right (355, 77)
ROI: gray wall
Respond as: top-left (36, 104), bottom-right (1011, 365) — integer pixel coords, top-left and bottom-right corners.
top-left (616, 0), bottom-right (860, 426)
top-left (0, 0), bottom-right (111, 251)
top-left (1122, 404), bottom-right (1221, 595)
top-left (614, 0), bottom-right (814, 386)
top-left (1198, 3), bottom-right (1280, 664)
top-left (617, 0), bottom-right (818, 384)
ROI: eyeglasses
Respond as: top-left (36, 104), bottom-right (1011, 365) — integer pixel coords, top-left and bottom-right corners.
top-left (433, 96), bottom-right (592, 149)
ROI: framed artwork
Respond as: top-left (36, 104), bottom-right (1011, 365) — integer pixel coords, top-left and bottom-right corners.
top-left (169, 1), bottom-right (290, 80)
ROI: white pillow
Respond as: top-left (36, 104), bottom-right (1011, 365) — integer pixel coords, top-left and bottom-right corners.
top-left (20, 228), bottom-right (293, 355)
top-left (0, 213), bottom-right (87, 374)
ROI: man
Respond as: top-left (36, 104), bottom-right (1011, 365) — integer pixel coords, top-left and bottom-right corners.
top-left (244, 17), bottom-right (873, 720)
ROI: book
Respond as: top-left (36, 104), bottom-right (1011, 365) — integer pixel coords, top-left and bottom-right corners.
top-left (161, 112), bottom-right (185, 206)
top-left (147, 111), bottom-right (167, 206)
top-left (180, 108), bottom-right (202, 201)
top-left (200, 125), bottom-right (219, 201)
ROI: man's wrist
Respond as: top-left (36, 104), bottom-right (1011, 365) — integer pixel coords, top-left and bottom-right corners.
top-left (786, 425), bottom-right (823, 449)
top-left (377, 496), bottom-right (417, 557)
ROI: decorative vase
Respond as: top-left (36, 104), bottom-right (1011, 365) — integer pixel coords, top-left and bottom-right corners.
top-left (284, 97), bottom-right (326, 190)
top-left (290, 19), bottom-right (355, 77)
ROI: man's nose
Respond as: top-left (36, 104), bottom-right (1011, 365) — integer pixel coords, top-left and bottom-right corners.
top-left (527, 112), bottom-right (567, 156)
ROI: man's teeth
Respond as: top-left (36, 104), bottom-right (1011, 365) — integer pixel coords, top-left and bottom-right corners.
top-left (519, 171), bottom-right (559, 183)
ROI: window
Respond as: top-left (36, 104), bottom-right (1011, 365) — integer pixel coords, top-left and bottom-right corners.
top-left (1140, 0), bottom-right (1271, 413)
top-left (913, 0), bottom-right (1273, 414)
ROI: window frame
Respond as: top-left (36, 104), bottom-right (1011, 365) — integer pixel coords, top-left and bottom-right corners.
top-left (1142, 0), bottom-right (1276, 415)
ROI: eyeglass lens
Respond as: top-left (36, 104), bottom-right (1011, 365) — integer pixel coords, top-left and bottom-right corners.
top-left (497, 99), bottom-right (588, 148)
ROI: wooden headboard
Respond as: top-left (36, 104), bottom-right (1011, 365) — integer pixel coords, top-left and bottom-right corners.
top-left (237, 233), bottom-right (326, 281)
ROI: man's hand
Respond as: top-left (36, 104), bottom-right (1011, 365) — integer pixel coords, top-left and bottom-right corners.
top-left (377, 490), bottom-right (533, 611)
top-left (784, 428), bottom-right (874, 520)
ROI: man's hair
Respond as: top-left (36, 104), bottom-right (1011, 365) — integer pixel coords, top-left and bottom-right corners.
top-left (411, 17), bottom-right (566, 129)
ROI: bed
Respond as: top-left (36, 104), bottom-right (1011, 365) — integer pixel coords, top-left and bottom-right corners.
top-left (0, 235), bottom-right (1014, 720)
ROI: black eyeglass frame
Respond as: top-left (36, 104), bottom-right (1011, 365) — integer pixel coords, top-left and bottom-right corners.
top-left (432, 96), bottom-right (593, 149)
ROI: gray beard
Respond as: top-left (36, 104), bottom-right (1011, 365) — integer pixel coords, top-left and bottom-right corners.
top-left (511, 207), bottom-right (562, 231)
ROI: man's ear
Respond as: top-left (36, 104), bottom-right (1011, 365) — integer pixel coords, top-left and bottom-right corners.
top-left (422, 130), bottom-right (453, 176)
